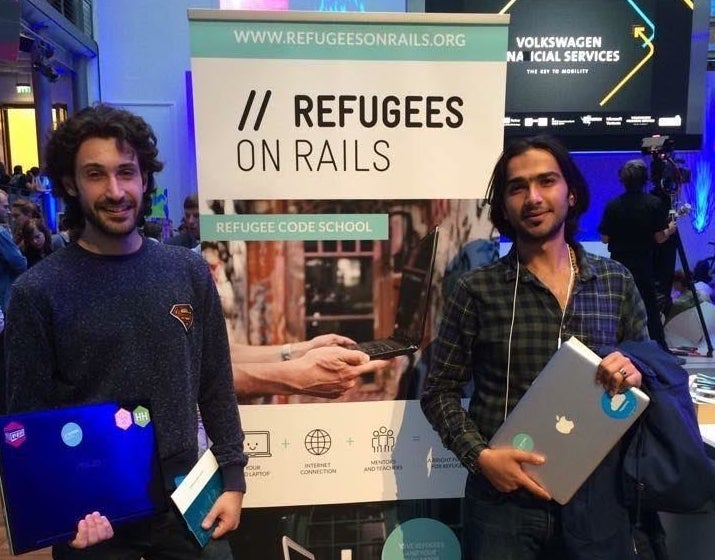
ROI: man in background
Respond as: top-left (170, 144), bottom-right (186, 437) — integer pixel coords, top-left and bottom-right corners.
top-left (599, 159), bottom-right (676, 351)
top-left (0, 188), bottom-right (26, 415)
top-left (165, 194), bottom-right (200, 249)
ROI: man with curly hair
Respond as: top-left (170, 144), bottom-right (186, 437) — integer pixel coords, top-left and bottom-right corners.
top-left (5, 104), bottom-right (247, 559)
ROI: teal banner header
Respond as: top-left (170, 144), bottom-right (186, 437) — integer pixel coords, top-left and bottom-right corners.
top-left (201, 213), bottom-right (389, 241)
top-left (190, 20), bottom-right (508, 62)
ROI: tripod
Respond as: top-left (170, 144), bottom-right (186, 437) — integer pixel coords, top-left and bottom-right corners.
top-left (646, 145), bottom-right (711, 355)
top-left (672, 230), bottom-right (713, 357)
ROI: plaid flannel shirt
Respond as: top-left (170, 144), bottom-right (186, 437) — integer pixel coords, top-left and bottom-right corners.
top-left (420, 243), bottom-right (648, 475)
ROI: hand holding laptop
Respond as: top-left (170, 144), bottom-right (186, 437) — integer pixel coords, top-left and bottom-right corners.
top-left (477, 447), bottom-right (551, 500)
top-left (596, 351), bottom-right (642, 396)
top-left (68, 512), bottom-right (114, 549)
top-left (487, 337), bottom-right (650, 504)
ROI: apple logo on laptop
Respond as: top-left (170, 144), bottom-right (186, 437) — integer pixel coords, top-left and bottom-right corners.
top-left (555, 415), bottom-right (575, 434)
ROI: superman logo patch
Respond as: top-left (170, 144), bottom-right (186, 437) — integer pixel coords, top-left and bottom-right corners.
top-left (170, 304), bottom-right (194, 333)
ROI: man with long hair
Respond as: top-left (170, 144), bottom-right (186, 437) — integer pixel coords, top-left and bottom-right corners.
top-left (421, 135), bottom-right (652, 558)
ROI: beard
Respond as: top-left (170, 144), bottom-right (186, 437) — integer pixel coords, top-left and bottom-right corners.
top-left (512, 205), bottom-right (569, 243)
top-left (80, 197), bottom-right (142, 237)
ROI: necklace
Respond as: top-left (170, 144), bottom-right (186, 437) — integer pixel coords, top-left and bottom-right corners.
top-left (567, 245), bottom-right (578, 277)
top-left (557, 245), bottom-right (577, 348)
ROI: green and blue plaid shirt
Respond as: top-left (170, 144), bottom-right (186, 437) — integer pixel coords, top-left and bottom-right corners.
top-left (420, 243), bottom-right (648, 475)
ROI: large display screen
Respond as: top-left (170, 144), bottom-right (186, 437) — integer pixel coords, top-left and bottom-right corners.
top-left (428, 0), bottom-right (709, 152)
top-left (219, 0), bottom-right (406, 12)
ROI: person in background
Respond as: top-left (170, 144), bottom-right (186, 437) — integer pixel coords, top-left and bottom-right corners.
top-left (0, 163), bottom-right (11, 187)
top-left (421, 135), bottom-right (651, 559)
top-left (165, 194), bottom-right (200, 249)
top-left (5, 104), bottom-right (246, 559)
top-left (17, 217), bottom-right (52, 267)
top-left (11, 198), bottom-right (41, 241)
top-left (0, 189), bottom-right (26, 312)
top-left (0, 188), bottom-right (26, 416)
top-left (599, 159), bottom-right (676, 351)
top-left (27, 166), bottom-right (42, 192)
top-left (650, 181), bottom-right (679, 314)
top-left (142, 220), bottom-right (163, 244)
top-left (51, 216), bottom-right (72, 252)
top-left (8, 164), bottom-right (29, 197)
top-left (666, 269), bottom-right (713, 322)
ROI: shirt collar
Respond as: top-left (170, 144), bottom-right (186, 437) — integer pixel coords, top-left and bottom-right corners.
top-left (502, 242), bottom-right (596, 283)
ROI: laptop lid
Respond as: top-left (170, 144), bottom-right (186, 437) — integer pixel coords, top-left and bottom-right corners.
top-left (355, 227), bottom-right (439, 359)
top-left (282, 535), bottom-right (316, 560)
top-left (391, 226), bottom-right (439, 345)
top-left (0, 401), bottom-right (167, 555)
top-left (489, 336), bottom-right (650, 505)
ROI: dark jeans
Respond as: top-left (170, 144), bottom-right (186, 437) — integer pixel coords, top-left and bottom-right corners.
top-left (464, 476), bottom-right (567, 560)
top-left (52, 507), bottom-right (232, 560)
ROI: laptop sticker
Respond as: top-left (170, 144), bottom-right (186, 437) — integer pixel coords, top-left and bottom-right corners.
top-left (60, 422), bottom-right (83, 447)
top-left (4, 421), bottom-right (26, 448)
top-left (601, 391), bottom-right (639, 419)
top-left (511, 433), bottom-right (534, 452)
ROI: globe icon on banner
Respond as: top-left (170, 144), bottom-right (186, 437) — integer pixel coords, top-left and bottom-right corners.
top-left (304, 428), bottom-right (332, 455)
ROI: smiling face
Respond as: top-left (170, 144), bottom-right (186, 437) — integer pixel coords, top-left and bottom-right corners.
top-left (67, 137), bottom-right (147, 253)
top-left (501, 148), bottom-right (574, 245)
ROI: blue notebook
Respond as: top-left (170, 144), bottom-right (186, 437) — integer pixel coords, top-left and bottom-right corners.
top-left (171, 448), bottom-right (223, 547)
top-left (0, 402), bottom-right (167, 555)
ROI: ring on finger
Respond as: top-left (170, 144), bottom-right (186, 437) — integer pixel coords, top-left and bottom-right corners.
top-left (618, 368), bottom-right (629, 380)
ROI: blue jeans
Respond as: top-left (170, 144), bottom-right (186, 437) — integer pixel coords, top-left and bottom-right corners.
top-left (52, 507), bottom-right (233, 560)
top-left (464, 475), bottom-right (567, 560)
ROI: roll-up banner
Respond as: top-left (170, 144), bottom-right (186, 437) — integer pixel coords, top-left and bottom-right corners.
top-left (189, 9), bottom-right (508, 559)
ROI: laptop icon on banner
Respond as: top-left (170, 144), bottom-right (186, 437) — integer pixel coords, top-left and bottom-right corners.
top-left (244, 430), bottom-right (272, 457)
top-left (353, 226), bottom-right (439, 360)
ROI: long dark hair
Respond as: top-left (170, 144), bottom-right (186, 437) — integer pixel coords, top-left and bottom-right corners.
top-left (486, 135), bottom-right (590, 243)
top-left (44, 104), bottom-right (164, 230)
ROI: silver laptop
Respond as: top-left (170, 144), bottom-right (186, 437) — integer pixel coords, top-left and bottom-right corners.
top-left (489, 336), bottom-right (650, 504)
top-left (282, 535), bottom-right (315, 560)
top-left (353, 227), bottom-right (439, 360)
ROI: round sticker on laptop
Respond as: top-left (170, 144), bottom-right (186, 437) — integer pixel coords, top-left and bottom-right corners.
top-left (61, 422), bottom-right (83, 447)
top-left (601, 391), bottom-right (638, 419)
top-left (511, 433), bottom-right (534, 452)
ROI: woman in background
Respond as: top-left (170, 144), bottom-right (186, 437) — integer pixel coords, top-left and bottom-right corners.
top-left (18, 218), bottom-right (52, 267)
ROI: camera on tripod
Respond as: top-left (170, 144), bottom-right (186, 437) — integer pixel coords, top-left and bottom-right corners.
top-left (640, 134), bottom-right (691, 193)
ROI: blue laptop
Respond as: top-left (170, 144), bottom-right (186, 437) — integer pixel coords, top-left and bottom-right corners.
top-left (0, 402), bottom-right (167, 554)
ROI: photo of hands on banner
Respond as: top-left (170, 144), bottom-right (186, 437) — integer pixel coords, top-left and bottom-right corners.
top-left (201, 198), bottom-right (495, 405)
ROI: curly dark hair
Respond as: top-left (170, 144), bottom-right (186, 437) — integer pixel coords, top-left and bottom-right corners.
top-left (486, 135), bottom-right (590, 244)
top-left (44, 104), bottom-right (164, 229)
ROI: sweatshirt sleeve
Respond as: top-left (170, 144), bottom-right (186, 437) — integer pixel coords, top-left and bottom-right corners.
top-left (194, 260), bottom-right (248, 493)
